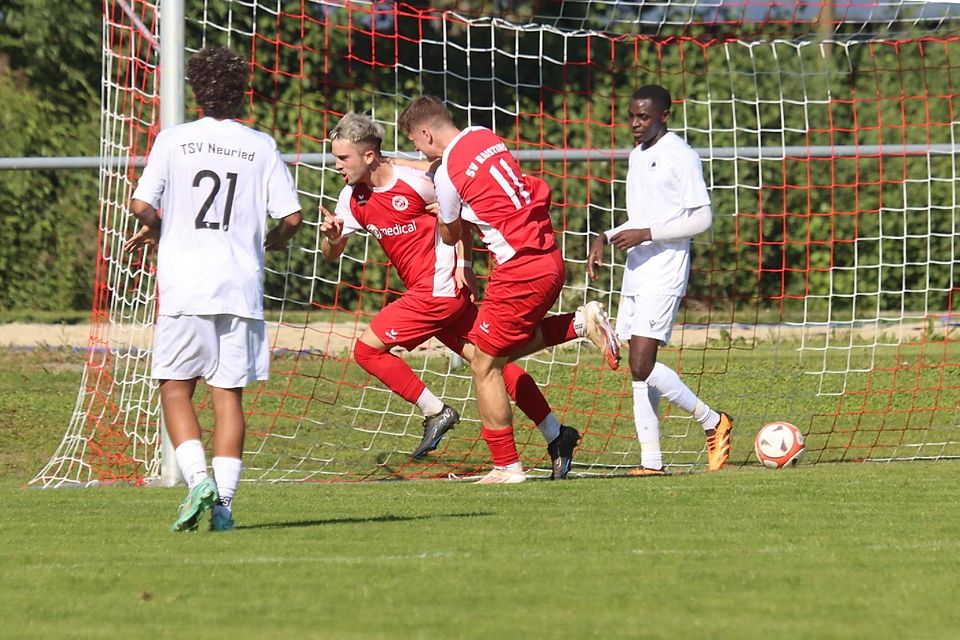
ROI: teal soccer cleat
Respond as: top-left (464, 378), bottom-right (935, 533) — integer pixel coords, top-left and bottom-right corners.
top-left (209, 507), bottom-right (235, 532)
top-left (171, 476), bottom-right (219, 532)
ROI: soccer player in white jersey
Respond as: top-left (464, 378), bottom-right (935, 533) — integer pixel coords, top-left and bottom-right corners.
top-left (320, 112), bottom-right (614, 481)
top-left (398, 96), bottom-right (621, 484)
top-left (587, 84), bottom-right (733, 475)
top-left (124, 47), bottom-right (303, 530)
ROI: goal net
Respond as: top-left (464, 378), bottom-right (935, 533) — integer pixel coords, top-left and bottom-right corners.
top-left (33, 0), bottom-right (960, 486)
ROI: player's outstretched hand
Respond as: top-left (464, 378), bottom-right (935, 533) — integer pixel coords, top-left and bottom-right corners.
top-left (586, 234), bottom-right (607, 280)
top-left (609, 228), bottom-right (652, 251)
top-left (456, 264), bottom-right (477, 302)
top-left (319, 206), bottom-right (344, 242)
top-left (425, 201), bottom-right (440, 217)
top-left (124, 224), bottom-right (159, 253)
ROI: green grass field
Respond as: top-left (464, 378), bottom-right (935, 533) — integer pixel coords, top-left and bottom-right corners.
top-left (2, 347), bottom-right (959, 638)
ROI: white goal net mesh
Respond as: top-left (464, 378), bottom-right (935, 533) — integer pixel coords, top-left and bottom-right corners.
top-left (32, 0), bottom-right (960, 486)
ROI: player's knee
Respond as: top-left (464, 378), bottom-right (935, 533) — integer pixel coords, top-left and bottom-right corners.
top-left (353, 340), bottom-right (384, 372)
top-left (630, 354), bottom-right (654, 381)
top-left (469, 353), bottom-right (497, 379)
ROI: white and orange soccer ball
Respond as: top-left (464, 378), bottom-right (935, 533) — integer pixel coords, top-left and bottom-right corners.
top-left (754, 421), bottom-right (805, 468)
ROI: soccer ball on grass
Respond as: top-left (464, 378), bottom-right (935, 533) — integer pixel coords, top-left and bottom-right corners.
top-left (754, 421), bottom-right (805, 468)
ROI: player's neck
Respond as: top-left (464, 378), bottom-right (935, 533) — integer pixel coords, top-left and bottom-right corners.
top-left (435, 125), bottom-right (461, 153)
top-left (641, 129), bottom-right (668, 150)
top-left (367, 157), bottom-right (394, 189)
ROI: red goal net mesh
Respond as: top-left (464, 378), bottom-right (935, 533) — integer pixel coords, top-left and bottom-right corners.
top-left (33, 0), bottom-right (960, 486)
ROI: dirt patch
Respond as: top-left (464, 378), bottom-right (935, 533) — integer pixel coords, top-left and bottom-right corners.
top-left (0, 318), bottom-right (947, 352)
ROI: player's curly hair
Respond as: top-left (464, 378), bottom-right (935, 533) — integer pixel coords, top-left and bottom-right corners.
top-left (397, 95), bottom-right (454, 134)
top-left (631, 85), bottom-right (672, 114)
top-left (329, 112), bottom-right (385, 153)
top-left (186, 46), bottom-right (249, 119)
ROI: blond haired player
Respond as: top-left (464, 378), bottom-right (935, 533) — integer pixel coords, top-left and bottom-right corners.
top-left (321, 112), bottom-right (617, 481)
top-left (125, 47), bottom-right (303, 530)
top-left (588, 84), bottom-right (732, 475)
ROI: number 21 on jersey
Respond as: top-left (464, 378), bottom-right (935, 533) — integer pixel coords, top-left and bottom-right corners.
top-left (193, 169), bottom-right (238, 230)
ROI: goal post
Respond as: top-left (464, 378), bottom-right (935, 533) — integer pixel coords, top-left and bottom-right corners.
top-left (32, 0), bottom-right (960, 487)
top-left (156, 0), bottom-right (184, 486)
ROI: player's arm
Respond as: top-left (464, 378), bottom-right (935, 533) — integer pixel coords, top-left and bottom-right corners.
top-left (604, 205), bottom-right (711, 253)
top-left (649, 204), bottom-right (711, 241)
top-left (263, 144), bottom-right (306, 251)
top-left (455, 221), bottom-right (477, 300)
top-left (265, 210), bottom-right (304, 251)
top-left (124, 199), bottom-right (161, 253)
top-left (319, 205), bottom-right (347, 262)
top-left (587, 231), bottom-right (608, 281)
top-left (606, 205), bottom-right (711, 252)
top-left (389, 156), bottom-right (441, 177)
top-left (434, 166), bottom-right (463, 246)
top-left (438, 217), bottom-right (462, 246)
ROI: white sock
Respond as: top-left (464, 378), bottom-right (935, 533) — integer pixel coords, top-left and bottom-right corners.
top-left (416, 388), bottom-right (445, 417)
top-left (537, 413), bottom-right (562, 444)
top-left (695, 401), bottom-right (721, 433)
top-left (212, 456), bottom-right (243, 514)
top-left (501, 461), bottom-right (524, 473)
top-left (573, 307), bottom-right (586, 337)
top-left (174, 439), bottom-right (208, 489)
top-left (645, 362), bottom-right (718, 429)
top-left (633, 380), bottom-right (663, 470)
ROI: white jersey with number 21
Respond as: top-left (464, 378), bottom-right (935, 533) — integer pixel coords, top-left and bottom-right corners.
top-left (132, 117), bottom-right (301, 319)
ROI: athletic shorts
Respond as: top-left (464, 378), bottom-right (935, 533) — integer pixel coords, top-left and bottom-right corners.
top-left (468, 248), bottom-right (565, 357)
top-left (152, 314), bottom-right (269, 388)
top-left (370, 290), bottom-right (475, 353)
top-left (615, 293), bottom-right (682, 346)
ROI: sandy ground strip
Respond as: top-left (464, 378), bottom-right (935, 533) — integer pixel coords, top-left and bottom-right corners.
top-left (0, 318), bottom-right (944, 352)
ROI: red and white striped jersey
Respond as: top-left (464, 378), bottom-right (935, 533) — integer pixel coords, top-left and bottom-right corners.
top-left (434, 126), bottom-right (555, 264)
top-left (335, 165), bottom-right (456, 297)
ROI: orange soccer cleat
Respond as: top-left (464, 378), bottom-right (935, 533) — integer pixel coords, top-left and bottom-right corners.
top-left (706, 412), bottom-right (734, 472)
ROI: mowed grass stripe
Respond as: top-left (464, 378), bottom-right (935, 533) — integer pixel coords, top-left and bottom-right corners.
top-left (2, 462), bottom-right (959, 639)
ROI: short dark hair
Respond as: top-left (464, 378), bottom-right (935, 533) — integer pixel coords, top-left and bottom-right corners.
top-left (186, 47), bottom-right (248, 119)
top-left (397, 95), bottom-right (454, 134)
top-left (631, 85), bottom-right (672, 114)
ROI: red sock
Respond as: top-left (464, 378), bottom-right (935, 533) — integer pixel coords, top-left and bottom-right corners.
top-left (502, 363), bottom-right (550, 425)
top-left (353, 341), bottom-right (425, 405)
top-left (481, 426), bottom-right (519, 466)
top-left (539, 312), bottom-right (577, 347)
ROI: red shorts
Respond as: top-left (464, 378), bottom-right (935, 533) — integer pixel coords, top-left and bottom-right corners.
top-left (468, 248), bottom-right (565, 357)
top-left (369, 290), bottom-right (475, 353)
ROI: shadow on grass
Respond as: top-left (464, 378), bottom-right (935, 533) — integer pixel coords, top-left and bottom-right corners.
top-left (236, 511), bottom-right (494, 530)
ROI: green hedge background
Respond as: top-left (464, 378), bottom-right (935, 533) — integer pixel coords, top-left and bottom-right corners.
top-left (2, 1), bottom-right (956, 320)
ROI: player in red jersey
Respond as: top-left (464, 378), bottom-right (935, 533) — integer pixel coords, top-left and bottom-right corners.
top-left (320, 112), bottom-right (616, 481)
top-left (397, 96), bottom-right (620, 483)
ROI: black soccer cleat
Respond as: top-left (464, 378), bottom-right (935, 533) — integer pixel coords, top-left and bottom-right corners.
top-left (411, 404), bottom-right (460, 459)
top-left (547, 425), bottom-right (581, 480)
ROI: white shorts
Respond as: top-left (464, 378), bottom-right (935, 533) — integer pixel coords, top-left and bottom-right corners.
top-left (152, 314), bottom-right (269, 388)
top-left (615, 294), bottom-right (682, 346)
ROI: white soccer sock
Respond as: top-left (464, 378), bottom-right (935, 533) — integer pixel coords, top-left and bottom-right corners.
top-left (416, 388), bottom-right (445, 417)
top-left (212, 456), bottom-right (243, 514)
top-left (537, 412), bottom-right (562, 444)
top-left (633, 380), bottom-right (663, 470)
top-left (573, 307), bottom-right (586, 337)
top-left (694, 401), bottom-right (721, 433)
top-left (645, 362), bottom-right (719, 429)
top-left (174, 439), bottom-right (208, 489)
